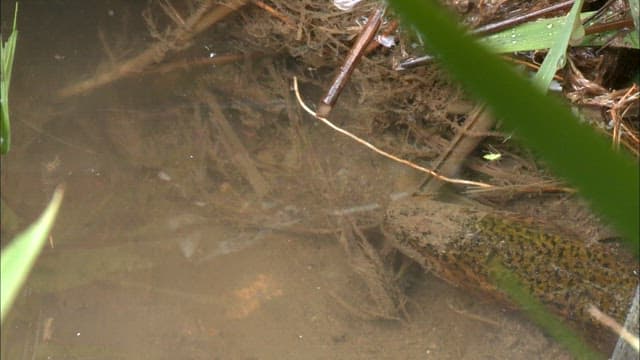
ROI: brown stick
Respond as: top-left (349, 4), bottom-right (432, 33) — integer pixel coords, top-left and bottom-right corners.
top-left (316, 6), bottom-right (385, 118)
top-left (251, 0), bottom-right (295, 28)
top-left (58, 0), bottom-right (247, 98)
top-left (200, 91), bottom-right (270, 198)
top-left (419, 105), bottom-right (496, 194)
top-left (473, 0), bottom-right (575, 36)
top-left (584, 17), bottom-right (636, 35)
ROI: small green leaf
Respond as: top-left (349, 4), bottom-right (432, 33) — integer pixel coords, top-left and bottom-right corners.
top-left (483, 152), bottom-right (502, 161)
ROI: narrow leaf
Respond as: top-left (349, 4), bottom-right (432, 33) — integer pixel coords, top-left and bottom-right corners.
top-left (533, 0), bottom-right (584, 90)
top-left (1, 187), bottom-right (64, 322)
top-left (0, 3), bottom-right (18, 154)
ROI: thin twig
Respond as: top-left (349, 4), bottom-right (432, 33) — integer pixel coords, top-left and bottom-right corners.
top-left (200, 90), bottom-right (270, 197)
top-left (588, 305), bottom-right (640, 352)
top-left (474, 0), bottom-right (575, 36)
top-left (252, 0), bottom-right (295, 28)
top-left (293, 77), bottom-right (493, 189)
top-left (159, 0), bottom-right (186, 26)
top-left (316, 6), bottom-right (386, 118)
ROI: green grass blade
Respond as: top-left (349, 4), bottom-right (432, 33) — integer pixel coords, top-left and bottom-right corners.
top-left (533, 0), bottom-right (584, 90)
top-left (631, 0), bottom-right (640, 49)
top-left (1, 187), bottom-right (64, 323)
top-left (631, 0), bottom-right (639, 31)
top-left (488, 258), bottom-right (602, 359)
top-left (389, 0), bottom-right (639, 258)
top-left (479, 11), bottom-right (591, 53)
top-left (1, 3), bottom-right (19, 155)
top-left (479, 11), bottom-right (639, 53)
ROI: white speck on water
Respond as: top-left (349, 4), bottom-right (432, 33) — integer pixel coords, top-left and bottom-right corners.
top-left (511, 40), bottom-right (517, 44)
top-left (511, 33), bottom-right (516, 38)
top-left (158, 171), bottom-right (171, 181)
top-left (178, 236), bottom-right (199, 259)
top-left (375, 34), bottom-right (396, 48)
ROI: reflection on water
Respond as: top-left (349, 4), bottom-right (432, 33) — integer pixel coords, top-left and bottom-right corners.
top-left (1, 2), bottom-right (634, 359)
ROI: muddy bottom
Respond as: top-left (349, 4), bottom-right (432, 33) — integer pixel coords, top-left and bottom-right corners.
top-left (1, 1), bottom-right (631, 359)
top-left (3, 229), bottom-right (571, 360)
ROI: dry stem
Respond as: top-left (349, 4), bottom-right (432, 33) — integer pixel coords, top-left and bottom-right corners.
top-left (588, 304), bottom-right (640, 352)
top-left (58, 0), bottom-right (247, 97)
top-left (292, 77), bottom-right (493, 190)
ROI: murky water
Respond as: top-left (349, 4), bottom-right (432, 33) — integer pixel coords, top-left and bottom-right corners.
top-left (1, 1), bottom-right (632, 359)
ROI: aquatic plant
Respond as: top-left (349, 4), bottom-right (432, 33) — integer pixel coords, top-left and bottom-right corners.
top-left (0, 4), bottom-right (64, 323)
top-left (389, 0), bottom-right (638, 357)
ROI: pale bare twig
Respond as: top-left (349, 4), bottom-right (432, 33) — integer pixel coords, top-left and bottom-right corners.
top-left (292, 77), bottom-right (494, 189)
top-left (588, 304), bottom-right (640, 352)
top-left (252, 0), bottom-right (295, 28)
top-left (159, 0), bottom-right (186, 26)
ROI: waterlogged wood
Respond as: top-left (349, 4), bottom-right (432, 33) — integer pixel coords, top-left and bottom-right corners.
top-left (58, 0), bottom-right (247, 98)
top-left (419, 105), bottom-right (494, 194)
top-left (200, 91), bottom-right (270, 197)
